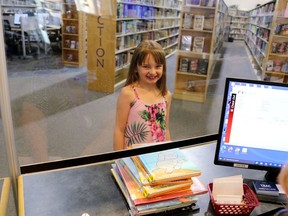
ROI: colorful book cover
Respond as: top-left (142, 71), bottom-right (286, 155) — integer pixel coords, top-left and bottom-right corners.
top-left (111, 164), bottom-right (199, 216)
top-left (136, 148), bottom-right (201, 184)
top-left (112, 161), bottom-right (206, 206)
top-left (116, 160), bottom-right (192, 198)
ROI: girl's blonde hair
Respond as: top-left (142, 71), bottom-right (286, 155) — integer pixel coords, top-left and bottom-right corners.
top-left (125, 40), bottom-right (167, 96)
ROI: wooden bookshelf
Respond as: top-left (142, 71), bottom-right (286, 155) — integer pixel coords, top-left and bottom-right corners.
top-left (86, 0), bottom-right (182, 93)
top-left (173, 0), bottom-right (227, 103)
top-left (62, 0), bottom-right (86, 67)
top-left (245, 0), bottom-right (275, 73)
top-left (263, 0), bottom-right (288, 84)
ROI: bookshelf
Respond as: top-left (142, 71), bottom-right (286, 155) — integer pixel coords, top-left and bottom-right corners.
top-left (1, 0), bottom-right (36, 14)
top-left (263, 0), bottom-right (288, 83)
top-left (86, 0), bottom-right (181, 93)
top-left (173, 0), bottom-right (227, 103)
top-left (62, 0), bottom-right (86, 67)
top-left (228, 8), bottom-right (249, 40)
top-left (245, 1), bottom-right (275, 73)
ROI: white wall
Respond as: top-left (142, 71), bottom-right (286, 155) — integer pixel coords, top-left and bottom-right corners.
top-left (224, 0), bottom-right (273, 11)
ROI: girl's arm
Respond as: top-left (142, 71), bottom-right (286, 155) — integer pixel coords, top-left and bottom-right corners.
top-left (114, 87), bottom-right (132, 150)
top-left (165, 91), bottom-right (172, 141)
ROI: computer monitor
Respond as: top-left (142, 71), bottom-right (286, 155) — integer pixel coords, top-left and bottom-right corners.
top-left (214, 77), bottom-right (288, 182)
top-left (14, 13), bottom-right (28, 25)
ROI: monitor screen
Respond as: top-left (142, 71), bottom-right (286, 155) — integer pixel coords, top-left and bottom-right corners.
top-left (214, 77), bottom-right (288, 182)
top-left (14, 13), bottom-right (28, 25)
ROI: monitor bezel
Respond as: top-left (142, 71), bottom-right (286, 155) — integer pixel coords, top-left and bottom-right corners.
top-left (214, 77), bottom-right (287, 178)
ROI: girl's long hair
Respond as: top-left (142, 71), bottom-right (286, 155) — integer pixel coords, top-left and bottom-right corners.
top-left (125, 40), bottom-right (167, 96)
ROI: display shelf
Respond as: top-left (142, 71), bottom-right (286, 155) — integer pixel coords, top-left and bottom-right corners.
top-left (228, 8), bottom-right (249, 40)
top-left (61, 0), bottom-right (86, 67)
top-left (263, 0), bottom-right (288, 83)
top-left (246, 0), bottom-right (275, 71)
top-left (173, 0), bottom-right (227, 103)
top-left (87, 0), bottom-right (182, 93)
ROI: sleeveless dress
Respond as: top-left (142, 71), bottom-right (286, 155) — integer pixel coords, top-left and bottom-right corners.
top-left (124, 86), bottom-right (167, 147)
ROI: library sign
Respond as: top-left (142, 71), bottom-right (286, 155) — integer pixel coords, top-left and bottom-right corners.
top-left (87, 13), bottom-right (116, 93)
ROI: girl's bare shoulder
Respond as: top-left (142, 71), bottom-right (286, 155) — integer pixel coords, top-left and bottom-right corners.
top-left (119, 85), bottom-right (135, 100)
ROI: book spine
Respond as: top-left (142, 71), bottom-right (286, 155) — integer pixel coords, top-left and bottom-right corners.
top-left (133, 156), bottom-right (155, 183)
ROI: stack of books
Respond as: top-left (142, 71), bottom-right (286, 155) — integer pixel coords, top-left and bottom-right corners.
top-left (110, 148), bottom-right (208, 215)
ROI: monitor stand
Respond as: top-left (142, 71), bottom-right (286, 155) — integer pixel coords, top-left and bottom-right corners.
top-left (264, 170), bottom-right (280, 183)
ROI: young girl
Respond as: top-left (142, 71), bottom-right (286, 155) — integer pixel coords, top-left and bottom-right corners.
top-left (114, 40), bottom-right (171, 150)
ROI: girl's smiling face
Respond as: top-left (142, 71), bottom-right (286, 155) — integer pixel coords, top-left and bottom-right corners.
top-left (137, 54), bottom-right (163, 86)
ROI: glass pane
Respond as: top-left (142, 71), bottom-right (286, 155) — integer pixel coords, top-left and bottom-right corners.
top-left (1, 0), bottom-right (283, 167)
top-left (0, 112), bottom-right (17, 215)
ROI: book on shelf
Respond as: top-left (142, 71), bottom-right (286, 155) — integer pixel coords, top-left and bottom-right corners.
top-left (135, 148), bottom-right (201, 184)
top-left (205, 0), bottom-right (215, 7)
top-left (192, 37), bottom-right (205, 53)
top-left (266, 60), bottom-right (273, 71)
top-left (253, 180), bottom-right (279, 196)
top-left (186, 0), bottom-right (201, 6)
top-left (66, 53), bottom-right (74, 61)
top-left (180, 35), bottom-right (192, 51)
top-left (275, 24), bottom-right (288, 36)
top-left (70, 40), bottom-right (76, 49)
top-left (273, 60), bottom-right (284, 72)
top-left (186, 80), bottom-right (195, 92)
top-left (179, 58), bottom-right (189, 72)
top-left (203, 14), bottom-right (214, 31)
top-left (281, 62), bottom-right (288, 73)
top-left (189, 59), bottom-right (198, 73)
top-left (197, 59), bottom-right (209, 75)
top-left (183, 13), bottom-right (193, 29)
top-left (64, 39), bottom-right (70, 48)
top-left (111, 164), bottom-right (200, 216)
top-left (116, 159), bottom-right (192, 198)
top-left (193, 15), bottom-right (205, 30)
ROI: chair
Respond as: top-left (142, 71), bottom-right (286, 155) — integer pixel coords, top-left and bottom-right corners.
top-left (20, 16), bottom-right (50, 58)
top-left (3, 19), bottom-right (21, 58)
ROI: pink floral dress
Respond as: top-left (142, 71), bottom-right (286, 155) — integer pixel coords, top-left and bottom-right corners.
top-left (124, 86), bottom-right (167, 147)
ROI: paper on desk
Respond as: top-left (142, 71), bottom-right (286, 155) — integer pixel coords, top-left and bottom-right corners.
top-left (212, 175), bottom-right (244, 204)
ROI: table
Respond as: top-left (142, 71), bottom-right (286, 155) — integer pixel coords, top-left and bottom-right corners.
top-left (18, 143), bottom-right (286, 216)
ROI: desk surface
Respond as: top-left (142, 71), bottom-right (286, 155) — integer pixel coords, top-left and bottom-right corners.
top-left (18, 143), bottom-right (286, 216)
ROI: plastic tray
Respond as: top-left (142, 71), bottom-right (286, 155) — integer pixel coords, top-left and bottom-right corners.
top-left (208, 183), bottom-right (259, 215)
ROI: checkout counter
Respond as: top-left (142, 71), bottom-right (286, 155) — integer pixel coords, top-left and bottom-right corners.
top-left (17, 141), bottom-right (286, 216)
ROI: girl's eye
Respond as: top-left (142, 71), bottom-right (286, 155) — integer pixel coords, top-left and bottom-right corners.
top-left (142, 65), bottom-right (150, 69)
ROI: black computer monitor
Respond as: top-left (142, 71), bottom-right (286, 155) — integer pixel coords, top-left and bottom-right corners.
top-left (214, 77), bottom-right (288, 182)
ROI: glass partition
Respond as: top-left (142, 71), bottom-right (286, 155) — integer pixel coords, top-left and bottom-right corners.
top-left (1, 0), bottom-right (283, 169)
top-left (1, 1), bottom-right (257, 165)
